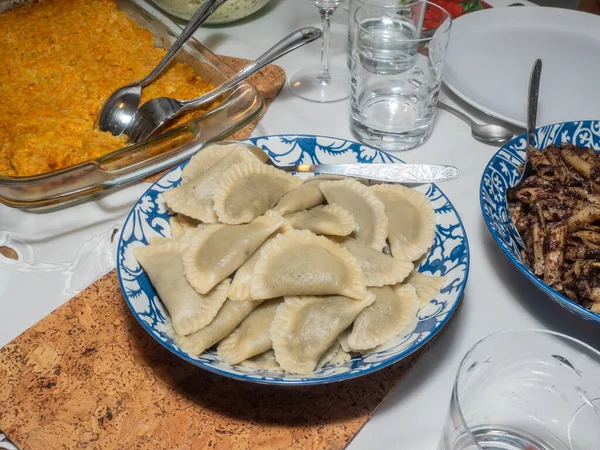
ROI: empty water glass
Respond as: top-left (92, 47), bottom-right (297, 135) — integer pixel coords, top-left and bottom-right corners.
top-left (439, 329), bottom-right (600, 450)
top-left (350, 0), bottom-right (451, 151)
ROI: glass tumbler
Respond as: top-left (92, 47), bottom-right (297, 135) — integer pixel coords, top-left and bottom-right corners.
top-left (350, 1), bottom-right (451, 151)
top-left (347, 0), bottom-right (361, 68)
top-left (347, 0), bottom-right (419, 68)
top-left (439, 329), bottom-right (600, 450)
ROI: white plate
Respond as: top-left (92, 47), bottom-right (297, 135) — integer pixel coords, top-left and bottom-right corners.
top-left (443, 7), bottom-right (600, 127)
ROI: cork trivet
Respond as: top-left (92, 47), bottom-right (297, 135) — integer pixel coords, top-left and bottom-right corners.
top-left (143, 56), bottom-right (285, 184)
top-left (220, 56), bottom-right (284, 140)
top-left (0, 270), bottom-right (455, 450)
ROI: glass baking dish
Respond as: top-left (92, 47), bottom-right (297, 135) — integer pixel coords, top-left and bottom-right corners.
top-left (0, 0), bottom-right (264, 213)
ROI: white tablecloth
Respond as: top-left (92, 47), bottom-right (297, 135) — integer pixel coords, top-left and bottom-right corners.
top-left (2, 1), bottom-right (599, 449)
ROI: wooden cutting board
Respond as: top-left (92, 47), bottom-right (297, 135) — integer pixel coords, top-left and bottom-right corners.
top-left (0, 57), bottom-right (455, 450)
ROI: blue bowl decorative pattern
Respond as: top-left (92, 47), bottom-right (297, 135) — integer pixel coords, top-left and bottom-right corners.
top-left (117, 135), bottom-right (470, 385)
top-left (480, 120), bottom-right (600, 324)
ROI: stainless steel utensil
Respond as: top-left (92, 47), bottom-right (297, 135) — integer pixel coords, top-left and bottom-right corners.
top-left (505, 58), bottom-right (543, 247)
top-left (514, 59), bottom-right (542, 187)
top-left (243, 144), bottom-right (459, 184)
top-left (437, 101), bottom-right (514, 145)
top-left (97, 0), bottom-right (229, 137)
top-left (125, 26), bottom-right (322, 143)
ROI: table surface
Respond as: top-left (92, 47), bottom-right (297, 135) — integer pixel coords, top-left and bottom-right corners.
top-left (2, 1), bottom-right (600, 449)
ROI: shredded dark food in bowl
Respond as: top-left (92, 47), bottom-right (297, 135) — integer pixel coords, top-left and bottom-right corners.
top-left (507, 143), bottom-right (600, 314)
top-left (0, 0), bottom-right (214, 177)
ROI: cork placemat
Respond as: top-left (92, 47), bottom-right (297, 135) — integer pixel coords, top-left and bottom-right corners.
top-left (0, 271), bottom-right (442, 450)
top-left (0, 56), bottom-right (450, 450)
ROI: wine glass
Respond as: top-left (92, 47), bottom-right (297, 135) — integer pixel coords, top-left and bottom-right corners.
top-left (288, 0), bottom-right (350, 103)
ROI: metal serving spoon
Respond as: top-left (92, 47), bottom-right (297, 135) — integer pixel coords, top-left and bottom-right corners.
top-left (437, 101), bottom-right (514, 145)
top-left (125, 27), bottom-right (322, 143)
top-left (241, 143), bottom-right (459, 184)
top-left (505, 58), bottom-right (543, 248)
top-left (97, 0), bottom-right (229, 137)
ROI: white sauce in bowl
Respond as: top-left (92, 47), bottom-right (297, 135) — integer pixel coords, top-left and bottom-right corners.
top-left (152, 0), bottom-right (270, 23)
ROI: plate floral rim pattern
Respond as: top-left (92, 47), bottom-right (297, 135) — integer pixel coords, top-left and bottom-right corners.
top-left (480, 120), bottom-right (600, 325)
top-left (116, 134), bottom-right (470, 385)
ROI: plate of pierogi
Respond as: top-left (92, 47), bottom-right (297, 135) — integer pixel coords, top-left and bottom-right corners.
top-left (117, 135), bottom-right (470, 384)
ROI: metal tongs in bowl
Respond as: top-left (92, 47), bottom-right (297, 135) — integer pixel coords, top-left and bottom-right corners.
top-left (97, 0), bottom-right (230, 137)
top-left (124, 26), bottom-right (322, 144)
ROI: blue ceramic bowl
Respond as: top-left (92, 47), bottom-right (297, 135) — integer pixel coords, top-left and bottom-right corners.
top-left (117, 135), bottom-right (470, 384)
top-left (480, 120), bottom-right (600, 324)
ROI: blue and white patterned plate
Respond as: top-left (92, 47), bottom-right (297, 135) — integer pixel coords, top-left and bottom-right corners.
top-left (480, 120), bottom-right (600, 325)
top-left (116, 135), bottom-right (470, 385)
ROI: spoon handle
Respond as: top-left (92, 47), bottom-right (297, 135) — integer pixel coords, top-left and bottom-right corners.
top-left (140, 0), bottom-right (229, 87)
top-left (179, 26), bottom-right (322, 111)
top-left (527, 59), bottom-right (542, 149)
top-left (437, 101), bottom-right (476, 128)
top-left (286, 163), bottom-right (460, 184)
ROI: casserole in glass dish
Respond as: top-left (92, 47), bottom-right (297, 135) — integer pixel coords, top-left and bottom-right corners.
top-left (0, 0), bottom-right (263, 212)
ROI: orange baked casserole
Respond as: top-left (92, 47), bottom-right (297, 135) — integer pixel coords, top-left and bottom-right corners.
top-left (0, 0), bottom-right (213, 177)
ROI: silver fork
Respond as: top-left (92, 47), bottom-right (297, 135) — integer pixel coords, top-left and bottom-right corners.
top-left (125, 26), bottom-right (322, 143)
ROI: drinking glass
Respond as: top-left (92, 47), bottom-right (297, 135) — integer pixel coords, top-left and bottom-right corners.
top-left (350, 0), bottom-right (451, 151)
top-left (288, 0), bottom-right (351, 103)
top-left (347, 0), bottom-right (419, 68)
top-left (439, 329), bottom-right (600, 450)
top-left (347, 0), bottom-right (363, 68)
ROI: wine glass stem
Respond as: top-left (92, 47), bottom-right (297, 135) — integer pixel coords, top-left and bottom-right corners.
top-left (317, 8), bottom-right (335, 85)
